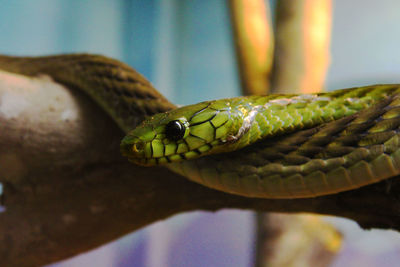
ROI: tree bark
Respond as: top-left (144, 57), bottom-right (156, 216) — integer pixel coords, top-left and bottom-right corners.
top-left (1, 70), bottom-right (400, 267)
top-left (271, 0), bottom-right (332, 94)
top-left (228, 0), bottom-right (274, 95)
top-left (228, 1), bottom-right (338, 266)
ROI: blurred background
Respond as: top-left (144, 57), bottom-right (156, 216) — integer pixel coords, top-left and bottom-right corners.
top-left (1, 0), bottom-right (400, 266)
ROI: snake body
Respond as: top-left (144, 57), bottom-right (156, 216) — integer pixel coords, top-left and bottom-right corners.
top-left (2, 54), bottom-right (400, 199)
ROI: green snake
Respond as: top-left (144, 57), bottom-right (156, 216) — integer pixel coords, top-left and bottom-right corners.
top-left (1, 54), bottom-right (400, 199)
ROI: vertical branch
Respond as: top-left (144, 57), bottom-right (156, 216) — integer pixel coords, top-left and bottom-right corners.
top-left (228, 0), bottom-right (338, 266)
top-left (228, 0), bottom-right (337, 265)
top-left (228, 0), bottom-right (274, 95)
top-left (255, 214), bottom-right (342, 267)
top-left (257, 0), bottom-right (337, 266)
top-left (271, 0), bottom-right (332, 94)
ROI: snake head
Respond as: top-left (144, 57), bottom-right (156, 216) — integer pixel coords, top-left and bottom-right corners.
top-left (121, 100), bottom-right (240, 165)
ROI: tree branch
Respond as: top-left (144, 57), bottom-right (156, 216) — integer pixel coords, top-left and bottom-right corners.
top-left (255, 1), bottom-right (336, 266)
top-left (228, 0), bottom-right (274, 95)
top-left (271, 0), bottom-right (332, 94)
top-left (1, 70), bottom-right (400, 267)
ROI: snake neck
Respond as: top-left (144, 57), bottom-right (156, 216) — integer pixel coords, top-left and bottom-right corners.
top-left (0, 54), bottom-right (175, 132)
top-left (222, 85), bottom-right (400, 153)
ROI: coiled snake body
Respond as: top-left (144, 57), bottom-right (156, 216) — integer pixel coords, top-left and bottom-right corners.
top-left (2, 54), bottom-right (400, 199)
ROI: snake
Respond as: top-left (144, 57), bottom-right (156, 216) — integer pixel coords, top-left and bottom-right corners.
top-left (1, 54), bottom-right (400, 199)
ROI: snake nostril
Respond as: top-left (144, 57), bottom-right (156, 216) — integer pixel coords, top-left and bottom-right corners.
top-left (133, 141), bottom-right (145, 153)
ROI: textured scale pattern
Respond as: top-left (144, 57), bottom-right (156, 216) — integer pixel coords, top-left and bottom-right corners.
top-left (169, 92), bottom-right (400, 198)
top-left (119, 83), bottom-right (400, 198)
top-left (122, 85), bottom-right (398, 164)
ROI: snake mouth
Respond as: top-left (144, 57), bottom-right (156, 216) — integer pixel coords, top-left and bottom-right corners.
top-left (124, 144), bottom-right (214, 166)
top-left (121, 138), bottom-right (223, 166)
top-left (121, 123), bottom-right (226, 165)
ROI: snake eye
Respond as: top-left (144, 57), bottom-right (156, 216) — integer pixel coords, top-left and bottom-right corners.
top-left (165, 120), bottom-right (186, 141)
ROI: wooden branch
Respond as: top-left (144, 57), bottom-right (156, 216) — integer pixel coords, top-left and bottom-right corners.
top-left (255, 214), bottom-right (341, 267)
top-left (232, 1), bottom-right (337, 266)
top-left (1, 70), bottom-right (400, 267)
top-left (271, 0), bottom-right (332, 94)
top-left (228, 0), bottom-right (274, 95)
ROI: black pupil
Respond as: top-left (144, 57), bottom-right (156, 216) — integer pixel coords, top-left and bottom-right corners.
top-left (165, 120), bottom-right (185, 141)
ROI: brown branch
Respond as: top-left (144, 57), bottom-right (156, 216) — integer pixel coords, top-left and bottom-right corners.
top-left (255, 214), bottom-right (341, 267)
top-left (230, 1), bottom-right (337, 266)
top-left (1, 70), bottom-right (400, 267)
top-left (228, 0), bottom-right (274, 95)
top-left (271, 0), bottom-right (332, 94)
